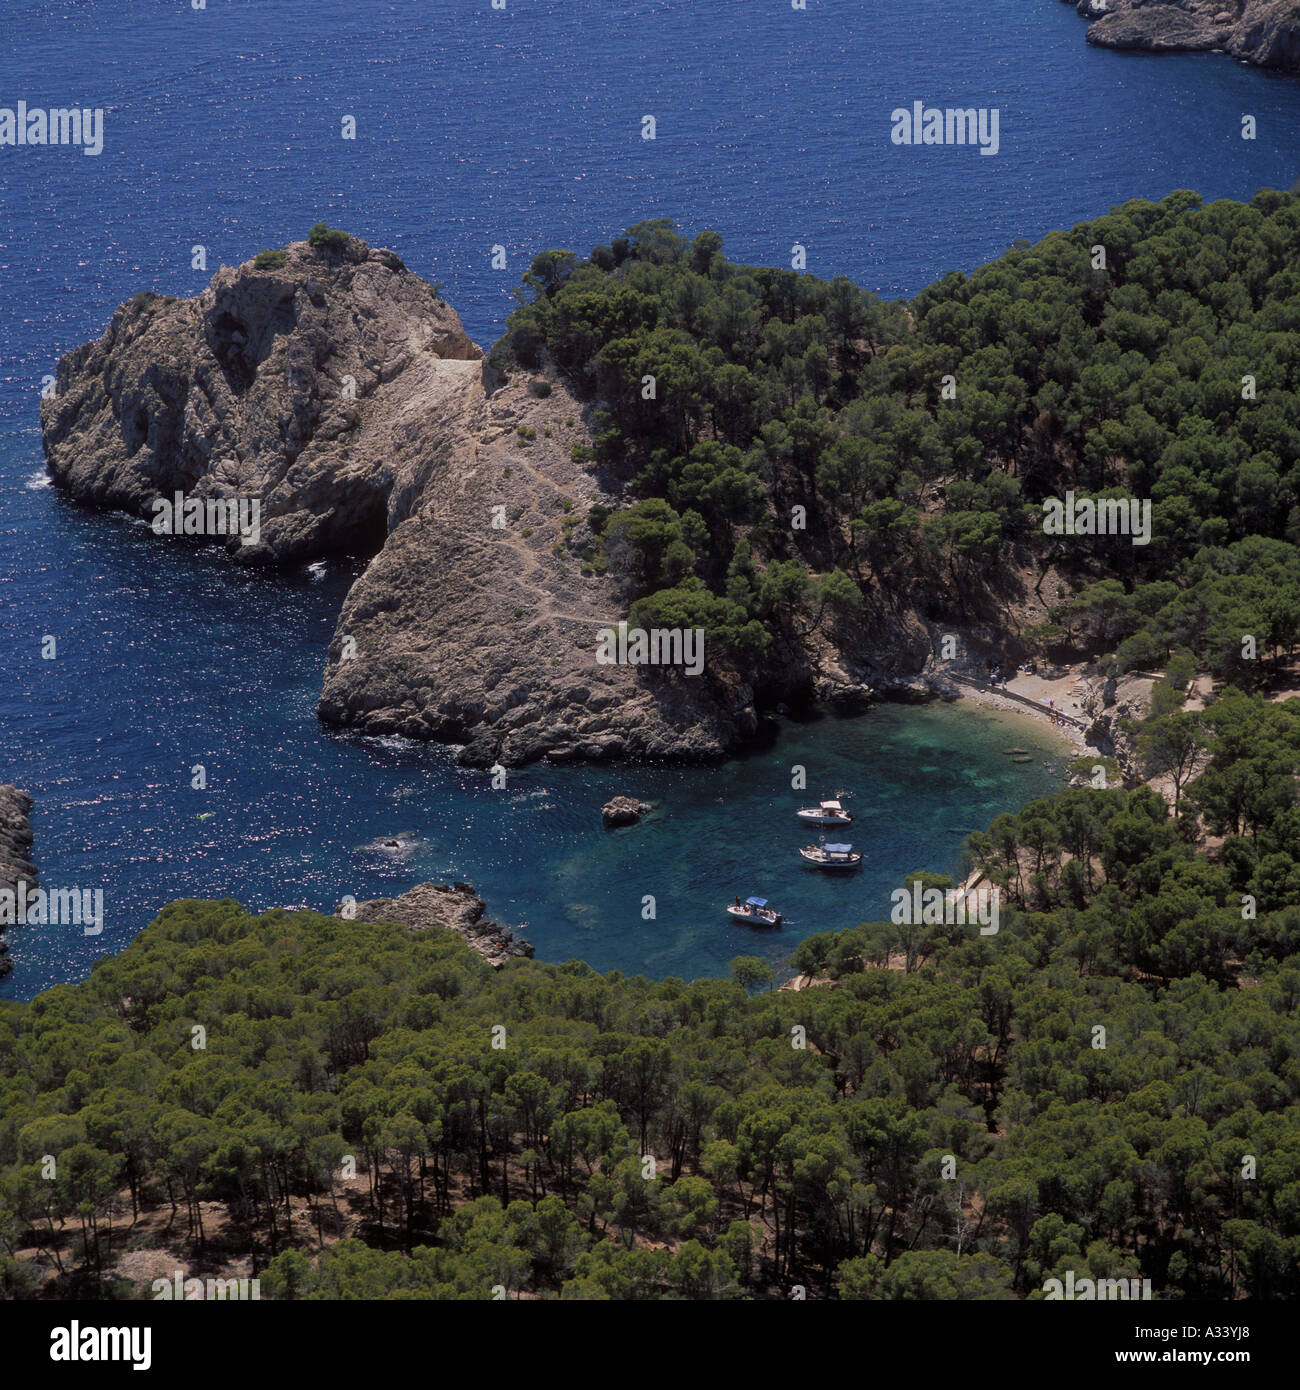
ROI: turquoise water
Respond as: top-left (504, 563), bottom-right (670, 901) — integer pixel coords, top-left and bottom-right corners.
top-left (0, 451), bottom-right (1065, 998)
top-left (3, 0), bottom-right (1298, 997)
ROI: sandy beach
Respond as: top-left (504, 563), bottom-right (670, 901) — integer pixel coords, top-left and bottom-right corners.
top-left (948, 663), bottom-right (1094, 758)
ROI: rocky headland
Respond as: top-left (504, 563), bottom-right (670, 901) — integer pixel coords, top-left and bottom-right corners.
top-left (1062, 0), bottom-right (1300, 70)
top-left (0, 786), bottom-right (37, 979)
top-left (41, 234), bottom-right (948, 767)
top-left (345, 881), bottom-right (533, 967)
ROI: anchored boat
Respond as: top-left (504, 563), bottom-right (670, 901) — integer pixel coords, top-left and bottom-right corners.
top-left (799, 840), bottom-right (862, 870)
top-left (795, 795), bottom-right (852, 826)
top-left (727, 895), bottom-right (783, 926)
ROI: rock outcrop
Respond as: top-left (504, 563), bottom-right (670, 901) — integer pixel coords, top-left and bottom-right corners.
top-left (1062, 0), bottom-right (1300, 71)
top-left (0, 786), bottom-right (37, 979)
top-left (40, 236), bottom-right (1029, 767)
top-left (40, 236), bottom-right (776, 766)
top-left (1079, 671), bottom-right (1153, 783)
top-left (601, 796), bottom-right (652, 827)
top-left (346, 881), bottom-right (533, 967)
top-left (42, 236), bottom-right (479, 563)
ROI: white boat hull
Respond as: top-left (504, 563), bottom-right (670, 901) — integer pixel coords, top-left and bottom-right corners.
top-left (799, 851), bottom-right (862, 870)
top-left (727, 907), bottom-right (782, 926)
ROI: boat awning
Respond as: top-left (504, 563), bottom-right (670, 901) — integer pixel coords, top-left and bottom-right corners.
top-left (824, 844), bottom-right (853, 853)
top-left (821, 800), bottom-right (842, 810)
top-left (745, 896), bottom-right (768, 907)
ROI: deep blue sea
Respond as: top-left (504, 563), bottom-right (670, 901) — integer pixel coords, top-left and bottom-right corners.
top-left (2, 0), bottom-right (1299, 999)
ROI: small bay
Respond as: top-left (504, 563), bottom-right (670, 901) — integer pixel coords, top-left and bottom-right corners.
top-left (0, 422), bottom-right (1065, 998)
top-left (3, 0), bottom-right (1298, 996)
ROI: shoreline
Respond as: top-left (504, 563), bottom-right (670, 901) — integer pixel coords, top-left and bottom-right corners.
top-left (949, 684), bottom-right (1091, 759)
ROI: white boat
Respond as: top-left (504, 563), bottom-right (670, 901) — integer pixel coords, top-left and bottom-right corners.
top-left (799, 841), bottom-right (862, 870)
top-left (796, 796), bottom-right (852, 825)
top-left (727, 895), bottom-right (783, 926)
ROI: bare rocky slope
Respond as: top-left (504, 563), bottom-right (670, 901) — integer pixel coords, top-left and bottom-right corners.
top-left (1063, 0), bottom-right (1300, 69)
top-left (0, 786), bottom-right (36, 980)
top-left (346, 881), bottom-right (532, 968)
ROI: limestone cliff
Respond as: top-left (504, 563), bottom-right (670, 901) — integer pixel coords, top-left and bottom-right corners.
top-left (42, 237), bottom-right (479, 562)
top-left (41, 237), bottom-right (779, 765)
top-left (1063, 0), bottom-right (1300, 70)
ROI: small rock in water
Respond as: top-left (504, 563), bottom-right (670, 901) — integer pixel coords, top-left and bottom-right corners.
top-left (602, 795), bottom-right (652, 827)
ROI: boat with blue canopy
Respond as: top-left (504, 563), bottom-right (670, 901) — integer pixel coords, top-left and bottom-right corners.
top-left (799, 840), bottom-right (862, 870)
top-left (727, 895), bottom-right (783, 925)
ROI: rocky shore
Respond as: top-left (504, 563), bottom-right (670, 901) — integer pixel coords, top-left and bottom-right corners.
top-left (345, 881), bottom-right (533, 968)
top-left (1062, 0), bottom-right (1300, 71)
top-left (39, 235), bottom-right (1074, 770)
top-left (0, 785), bottom-right (37, 979)
top-left (42, 235), bottom-right (770, 767)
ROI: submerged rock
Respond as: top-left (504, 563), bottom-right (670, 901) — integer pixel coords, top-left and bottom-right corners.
top-left (345, 880), bottom-right (533, 967)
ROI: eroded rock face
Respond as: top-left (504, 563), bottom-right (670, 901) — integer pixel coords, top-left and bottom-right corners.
top-left (40, 239), bottom-right (963, 766)
top-left (41, 237), bottom-right (480, 563)
top-left (316, 366), bottom-right (762, 766)
top-left (1079, 671), bottom-right (1151, 782)
top-left (1063, 0), bottom-right (1300, 70)
top-left (0, 786), bottom-right (37, 979)
top-left (346, 881), bottom-right (532, 968)
top-left (43, 239), bottom-right (770, 766)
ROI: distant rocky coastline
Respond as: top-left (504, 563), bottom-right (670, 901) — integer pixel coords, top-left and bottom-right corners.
top-left (0, 785), bottom-right (37, 979)
top-left (1061, 0), bottom-right (1300, 71)
top-left (345, 881), bottom-right (533, 968)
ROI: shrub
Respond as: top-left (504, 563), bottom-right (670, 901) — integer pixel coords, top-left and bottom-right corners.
top-left (530, 379), bottom-right (553, 398)
top-left (308, 223), bottom-right (351, 252)
top-left (377, 250), bottom-right (406, 272)
top-left (254, 249), bottom-right (288, 270)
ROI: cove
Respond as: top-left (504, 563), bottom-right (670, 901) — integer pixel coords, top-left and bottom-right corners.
top-left (4, 0), bottom-right (1299, 999)
top-left (0, 435), bottom-right (1064, 1000)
